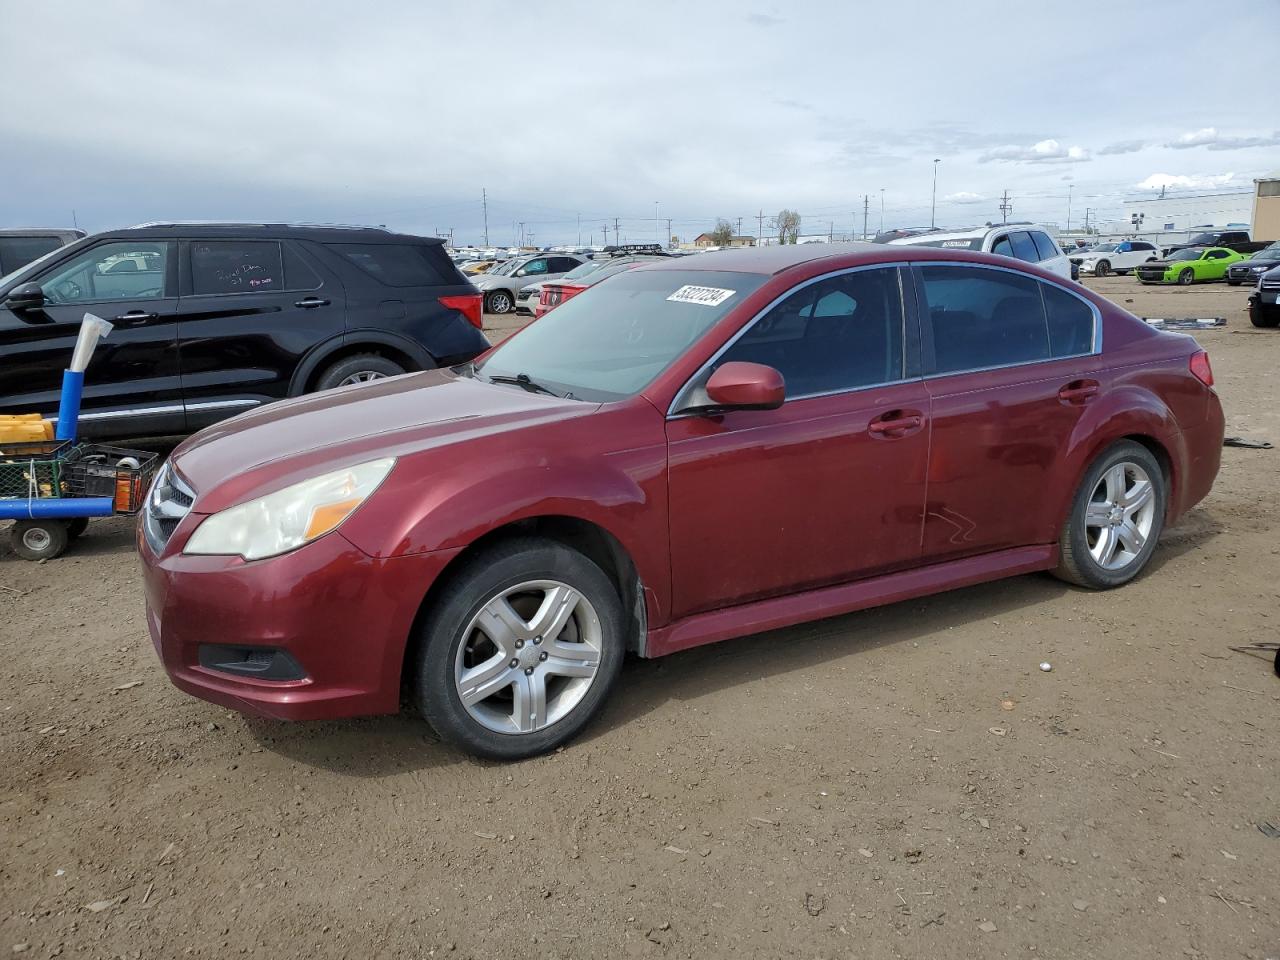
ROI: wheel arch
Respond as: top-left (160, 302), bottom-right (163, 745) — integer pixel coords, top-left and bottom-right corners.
top-left (398, 514), bottom-right (650, 698)
top-left (288, 333), bottom-right (436, 396)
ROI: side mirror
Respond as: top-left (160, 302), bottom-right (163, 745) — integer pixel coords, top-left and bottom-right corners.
top-left (704, 361), bottom-right (785, 411)
top-left (4, 281), bottom-right (44, 311)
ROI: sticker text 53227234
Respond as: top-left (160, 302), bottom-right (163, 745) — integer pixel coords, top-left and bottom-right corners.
top-left (667, 285), bottom-right (736, 307)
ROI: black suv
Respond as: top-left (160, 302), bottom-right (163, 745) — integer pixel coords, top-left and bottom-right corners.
top-left (0, 224), bottom-right (488, 438)
top-left (0, 228), bottom-right (85, 275)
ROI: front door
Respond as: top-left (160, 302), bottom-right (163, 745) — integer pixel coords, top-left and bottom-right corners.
top-left (914, 263), bottom-right (1107, 561)
top-left (176, 238), bottom-right (346, 430)
top-left (0, 238), bottom-right (182, 437)
top-left (665, 266), bottom-right (930, 618)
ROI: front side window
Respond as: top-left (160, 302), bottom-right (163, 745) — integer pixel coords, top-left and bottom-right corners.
top-left (1008, 231), bottom-right (1039, 263)
top-left (191, 241), bottom-right (283, 295)
top-left (919, 265), bottom-right (1049, 373)
top-left (716, 267), bottom-right (904, 398)
top-left (1206, 250), bottom-right (1230, 260)
top-left (991, 235), bottom-right (1013, 257)
top-left (39, 240), bottom-right (173, 304)
top-left (519, 258), bottom-right (549, 277)
top-left (476, 269), bottom-right (766, 402)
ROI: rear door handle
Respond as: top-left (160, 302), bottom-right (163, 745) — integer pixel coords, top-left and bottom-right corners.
top-left (112, 310), bottom-right (159, 325)
top-left (294, 297), bottom-right (331, 309)
top-left (868, 412), bottom-right (924, 436)
top-left (1058, 380), bottom-right (1099, 404)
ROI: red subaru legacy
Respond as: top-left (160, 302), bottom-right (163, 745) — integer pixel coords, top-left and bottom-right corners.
top-left (139, 243), bottom-right (1223, 758)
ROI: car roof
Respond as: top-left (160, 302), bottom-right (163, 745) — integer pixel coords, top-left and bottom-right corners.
top-left (0, 227), bottom-right (84, 237)
top-left (649, 241), bottom-right (885, 274)
top-left (890, 224), bottom-right (1053, 246)
top-left (98, 222), bottom-right (444, 244)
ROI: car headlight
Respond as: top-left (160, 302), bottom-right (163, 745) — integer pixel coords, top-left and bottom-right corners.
top-left (184, 458), bottom-right (395, 560)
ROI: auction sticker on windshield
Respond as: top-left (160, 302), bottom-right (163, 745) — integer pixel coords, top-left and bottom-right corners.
top-left (667, 284), bottom-right (736, 306)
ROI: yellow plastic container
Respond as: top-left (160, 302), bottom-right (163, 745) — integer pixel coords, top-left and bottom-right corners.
top-left (0, 417), bottom-right (54, 442)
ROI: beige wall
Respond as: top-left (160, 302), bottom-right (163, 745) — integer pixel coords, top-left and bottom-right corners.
top-left (1253, 191), bottom-right (1280, 242)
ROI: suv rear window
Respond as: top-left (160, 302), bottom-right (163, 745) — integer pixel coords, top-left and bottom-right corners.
top-left (328, 243), bottom-right (453, 286)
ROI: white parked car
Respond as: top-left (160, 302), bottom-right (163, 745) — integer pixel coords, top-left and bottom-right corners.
top-left (1070, 240), bottom-right (1160, 277)
top-left (889, 224), bottom-right (1070, 280)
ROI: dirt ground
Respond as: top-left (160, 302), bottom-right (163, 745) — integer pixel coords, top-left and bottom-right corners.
top-left (2, 277), bottom-right (1278, 960)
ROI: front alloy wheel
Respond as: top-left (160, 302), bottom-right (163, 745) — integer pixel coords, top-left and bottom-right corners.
top-left (486, 291), bottom-right (513, 314)
top-left (1178, 268), bottom-right (1195, 285)
top-left (416, 537), bottom-right (625, 759)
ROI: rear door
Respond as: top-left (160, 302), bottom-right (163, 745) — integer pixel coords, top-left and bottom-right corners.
top-left (176, 238), bottom-right (345, 431)
top-left (0, 238), bottom-right (182, 437)
top-left (914, 263), bottom-right (1104, 561)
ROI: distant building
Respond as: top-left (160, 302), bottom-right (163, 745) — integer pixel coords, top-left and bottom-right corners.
top-left (1253, 177), bottom-right (1280, 242)
top-left (691, 233), bottom-right (756, 248)
top-left (1108, 191), bottom-right (1252, 234)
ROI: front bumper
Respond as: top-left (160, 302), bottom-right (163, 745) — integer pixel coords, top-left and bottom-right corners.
top-left (139, 525), bottom-right (461, 721)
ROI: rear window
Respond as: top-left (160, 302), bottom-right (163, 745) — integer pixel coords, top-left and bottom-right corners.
top-left (0, 236), bottom-right (63, 274)
top-left (328, 243), bottom-right (454, 286)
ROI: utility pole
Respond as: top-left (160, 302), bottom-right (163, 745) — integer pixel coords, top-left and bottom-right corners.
top-left (862, 195), bottom-right (870, 240)
top-left (654, 202), bottom-right (660, 244)
top-left (879, 189), bottom-right (885, 235)
top-left (519, 221), bottom-right (525, 247)
top-left (602, 222), bottom-right (609, 246)
top-left (577, 213), bottom-right (581, 247)
top-left (482, 188), bottom-right (489, 247)
top-left (931, 159), bottom-right (940, 229)
top-left (828, 221), bottom-right (833, 242)
top-left (1066, 185), bottom-right (1074, 233)
top-left (614, 217), bottom-right (621, 244)
top-left (999, 189), bottom-right (1012, 224)
top-left (665, 218), bottom-right (672, 248)
top-left (1084, 208), bottom-right (1093, 234)
top-left (757, 209), bottom-right (765, 244)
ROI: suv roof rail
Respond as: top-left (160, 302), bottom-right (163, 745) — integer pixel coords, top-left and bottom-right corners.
top-left (127, 220), bottom-right (393, 231)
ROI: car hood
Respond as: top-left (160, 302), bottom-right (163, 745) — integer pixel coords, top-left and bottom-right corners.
top-left (1236, 257), bottom-right (1280, 268)
top-left (170, 370), bottom-right (592, 511)
top-left (1139, 260), bottom-right (1177, 269)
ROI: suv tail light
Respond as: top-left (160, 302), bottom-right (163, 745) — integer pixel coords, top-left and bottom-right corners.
top-left (438, 293), bottom-right (484, 329)
top-left (1189, 349), bottom-right (1214, 387)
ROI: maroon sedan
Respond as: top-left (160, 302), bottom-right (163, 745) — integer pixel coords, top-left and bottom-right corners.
top-left (139, 243), bottom-right (1223, 758)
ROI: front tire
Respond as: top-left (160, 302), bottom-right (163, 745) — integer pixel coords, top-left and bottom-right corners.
top-left (415, 537), bottom-right (626, 760)
top-left (1251, 301), bottom-right (1280, 328)
top-left (1055, 441), bottom-right (1165, 589)
top-left (1095, 260), bottom-right (1111, 277)
top-left (314, 354), bottom-right (407, 391)
top-left (1178, 268), bottom-right (1195, 286)
top-left (485, 290), bottom-right (514, 315)
top-left (10, 520), bottom-right (69, 561)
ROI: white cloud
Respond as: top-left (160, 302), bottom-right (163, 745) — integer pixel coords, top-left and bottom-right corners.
top-left (979, 139), bottom-right (1090, 164)
top-left (1098, 140), bottom-right (1145, 156)
top-left (1165, 128), bottom-right (1280, 151)
top-left (944, 191), bottom-right (985, 204)
top-left (1136, 172), bottom-right (1238, 191)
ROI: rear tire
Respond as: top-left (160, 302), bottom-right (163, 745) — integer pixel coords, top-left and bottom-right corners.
top-left (314, 354), bottom-right (407, 391)
top-left (415, 537), bottom-right (626, 760)
top-left (10, 520), bottom-right (69, 561)
top-left (1055, 441), bottom-right (1165, 590)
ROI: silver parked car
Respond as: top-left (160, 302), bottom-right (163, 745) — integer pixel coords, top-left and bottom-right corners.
top-left (472, 253), bottom-right (587, 314)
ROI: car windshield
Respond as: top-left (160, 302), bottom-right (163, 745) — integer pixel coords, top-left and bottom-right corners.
top-left (473, 269), bottom-right (766, 402)
top-left (1251, 244), bottom-right (1280, 259)
top-left (1168, 248), bottom-right (1202, 262)
top-left (488, 259), bottom-right (520, 277)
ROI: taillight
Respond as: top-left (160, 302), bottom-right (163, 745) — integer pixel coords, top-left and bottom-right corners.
top-left (1189, 349), bottom-right (1214, 387)
top-left (438, 293), bottom-right (484, 329)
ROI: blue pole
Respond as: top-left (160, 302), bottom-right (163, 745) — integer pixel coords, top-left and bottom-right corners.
top-left (0, 497), bottom-right (114, 520)
top-left (54, 370), bottom-right (83, 442)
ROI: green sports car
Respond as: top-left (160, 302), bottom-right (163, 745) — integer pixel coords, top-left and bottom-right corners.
top-left (1134, 246), bottom-right (1246, 285)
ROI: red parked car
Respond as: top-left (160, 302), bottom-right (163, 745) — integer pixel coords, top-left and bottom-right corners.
top-left (139, 243), bottom-right (1224, 759)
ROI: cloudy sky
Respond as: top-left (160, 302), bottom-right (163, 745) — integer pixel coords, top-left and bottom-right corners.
top-left (3, 1), bottom-right (1277, 245)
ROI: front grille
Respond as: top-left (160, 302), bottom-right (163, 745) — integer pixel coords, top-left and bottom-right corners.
top-left (143, 462), bottom-right (195, 553)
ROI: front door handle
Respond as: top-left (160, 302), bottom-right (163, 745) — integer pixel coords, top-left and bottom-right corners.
top-left (1058, 379), bottom-right (1099, 404)
top-left (294, 297), bottom-right (331, 309)
top-left (112, 310), bottom-right (159, 324)
top-left (868, 411), bottom-right (924, 437)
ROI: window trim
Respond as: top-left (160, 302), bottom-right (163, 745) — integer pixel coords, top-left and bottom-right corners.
top-left (182, 239), bottom-right (291, 299)
top-left (667, 262), bottom-right (916, 418)
top-left (909, 260), bottom-right (1103, 381)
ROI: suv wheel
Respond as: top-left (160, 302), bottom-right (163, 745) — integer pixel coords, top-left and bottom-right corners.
top-left (1055, 441), bottom-right (1165, 590)
top-left (415, 537), bottom-right (625, 760)
top-left (314, 354), bottom-right (407, 391)
top-left (486, 291), bottom-right (514, 315)
top-left (1250, 300), bottom-right (1279, 328)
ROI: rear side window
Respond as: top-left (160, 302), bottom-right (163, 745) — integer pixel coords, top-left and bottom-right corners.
top-left (1008, 232), bottom-right (1039, 263)
top-left (1041, 284), bottom-right (1095, 357)
top-left (191, 241), bottom-right (284, 295)
top-left (328, 243), bottom-right (451, 286)
top-left (0, 236), bottom-right (62, 274)
top-left (1031, 232), bottom-right (1060, 261)
top-left (283, 244), bottom-right (322, 290)
top-left (919, 265), bottom-right (1049, 373)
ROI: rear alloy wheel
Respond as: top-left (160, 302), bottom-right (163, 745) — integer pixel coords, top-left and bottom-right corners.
top-left (486, 290), bottom-right (514, 315)
top-left (1094, 260), bottom-right (1110, 277)
top-left (1055, 441), bottom-right (1165, 589)
top-left (1178, 268), bottom-right (1195, 286)
top-left (416, 538), bottom-right (625, 759)
top-left (314, 354), bottom-right (407, 391)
